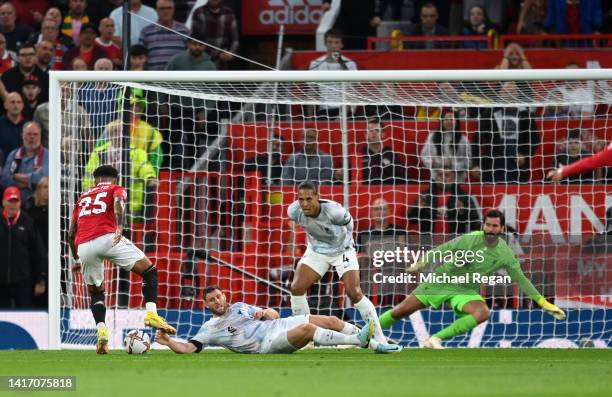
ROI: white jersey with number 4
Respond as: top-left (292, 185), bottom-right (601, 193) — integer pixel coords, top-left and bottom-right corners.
top-left (287, 199), bottom-right (354, 256)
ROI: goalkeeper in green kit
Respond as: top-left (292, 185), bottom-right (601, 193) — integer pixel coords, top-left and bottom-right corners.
top-left (379, 209), bottom-right (566, 349)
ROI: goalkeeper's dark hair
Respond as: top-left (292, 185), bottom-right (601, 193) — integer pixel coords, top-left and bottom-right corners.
top-left (484, 209), bottom-right (505, 226)
top-left (203, 285), bottom-right (222, 297)
top-left (298, 180), bottom-right (318, 194)
top-left (93, 165), bottom-right (119, 179)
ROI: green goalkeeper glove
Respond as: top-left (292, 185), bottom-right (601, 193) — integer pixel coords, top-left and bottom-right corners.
top-left (537, 298), bottom-right (566, 320)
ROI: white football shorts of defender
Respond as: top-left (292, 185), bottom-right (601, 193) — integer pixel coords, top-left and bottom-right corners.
top-left (77, 233), bottom-right (145, 286)
top-left (288, 199), bottom-right (359, 278)
top-left (190, 302), bottom-right (310, 353)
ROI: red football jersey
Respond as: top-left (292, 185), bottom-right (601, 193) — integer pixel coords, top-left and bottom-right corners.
top-left (72, 182), bottom-right (127, 247)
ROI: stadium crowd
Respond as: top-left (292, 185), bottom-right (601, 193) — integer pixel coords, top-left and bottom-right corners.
top-left (0, 0), bottom-right (610, 308)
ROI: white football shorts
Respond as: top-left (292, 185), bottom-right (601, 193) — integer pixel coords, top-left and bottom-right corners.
top-left (77, 233), bottom-right (145, 286)
top-left (259, 315), bottom-right (310, 354)
top-left (299, 247), bottom-right (359, 278)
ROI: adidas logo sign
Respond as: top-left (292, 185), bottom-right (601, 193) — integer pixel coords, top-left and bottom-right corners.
top-left (259, 0), bottom-right (323, 25)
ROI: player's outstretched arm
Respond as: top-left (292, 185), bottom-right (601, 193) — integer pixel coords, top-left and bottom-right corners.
top-left (155, 331), bottom-right (198, 354)
top-left (547, 143), bottom-right (612, 182)
top-left (505, 260), bottom-right (566, 320)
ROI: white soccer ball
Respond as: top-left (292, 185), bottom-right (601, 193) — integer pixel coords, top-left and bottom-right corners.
top-left (124, 330), bottom-right (151, 354)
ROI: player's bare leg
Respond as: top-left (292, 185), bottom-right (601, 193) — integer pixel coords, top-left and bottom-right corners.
top-left (424, 300), bottom-right (490, 349)
top-left (308, 315), bottom-right (360, 335)
top-left (286, 321), bottom-right (374, 350)
top-left (131, 257), bottom-right (176, 334)
top-left (382, 294), bottom-right (427, 324)
top-left (341, 270), bottom-right (401, 353)
top-left (87, 284), bottom-right (108, 355)
top-left (290, 263), bottom-right (321, 316)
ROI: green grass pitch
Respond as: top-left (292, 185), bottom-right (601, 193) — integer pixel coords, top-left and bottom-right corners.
top-left (1, 349), bottom-right (610, 397)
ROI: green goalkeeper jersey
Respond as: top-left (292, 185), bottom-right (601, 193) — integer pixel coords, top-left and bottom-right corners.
top-left (414, 231), bottom-right (543, 301)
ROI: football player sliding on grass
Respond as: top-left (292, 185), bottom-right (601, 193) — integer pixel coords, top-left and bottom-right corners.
top-left (156, 285), bottom-right (374, 354)
top-left (378, 209), bottom-right (566, 349)
top-left (68, 165), bottom-right (176, 354)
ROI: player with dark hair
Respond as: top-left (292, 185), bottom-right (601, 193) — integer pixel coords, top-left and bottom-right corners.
top-left (156, 285), bottom-right (374, 354)
top-left (287, 181), bottom-right (401, 353)
top-left (68, 165), bottom-right (176, 354)
top-left (378, 209), bottom-right (566, 349)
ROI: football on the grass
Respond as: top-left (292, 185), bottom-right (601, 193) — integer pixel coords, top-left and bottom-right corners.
top-left (124, 330), bottom-right (151, 354)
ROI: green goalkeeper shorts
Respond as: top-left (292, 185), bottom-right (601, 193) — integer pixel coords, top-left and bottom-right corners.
top-left (414, 293), bottom-right (485, 316)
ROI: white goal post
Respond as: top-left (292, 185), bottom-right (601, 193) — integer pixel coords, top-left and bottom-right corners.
top-left (49, 69), bottom-right (612, 350)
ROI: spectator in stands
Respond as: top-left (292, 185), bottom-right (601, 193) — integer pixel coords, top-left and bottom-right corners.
top-left (0, 185), bottom-right (46, 308)
top-left (420, 109), bottom-right (471, 182)
top-left (77, 65), bottom-right (120, 137)
top-left (370, 0), bottom-right (406, 27)
top-left (462, 1), bottom-right (508, 33)
top-left (555, 129), bottom-right (595, 183)
top-left (405, 2), bottom-right (450, 49)
top-left (282, 128), bottom-right (335, 185)
top-left (11, 0), bottom-right (48, 29)
top-left (34, 40), bottom-right (54, 72)
top-left (129, 44), bottom-right (148, 70)
top-left (362, 117), bottom-right (407, 184)
top-left (139, 0), bottom-right (188, 71)
top-left (496, 42), bottom-right (532, 69)
top-left (544, 62), bottom-right (595, 118)
top-left (244, 135), bottom-right (285, 185)
top-left (408, 167), bottom-right (481, 239)
top-left (517, 0), bottom-right (547, 34)
top-left (20, 75), bottom-right (41, 121)
top-left (83, 118), bottom-right (158, 218)
top-left (1, 121), bottom-right (49, 203)
top-left (0, 33), bottom-right (15, 74)
top-left (62, 23), bottom-right (106, 70)
top-left (24, 175), bottom-right (47, 307)
top-left (544, 0), bottom-right (603, 34)
top-left (0, 2), bottom-right (34, 52)
top-left (321, 0), bottom-right (376, 50)
top-left (61, 0), bottom-right (91, 46)
top-left (0, 92), bottom-right (25, 159)
top-left (190, 0), bottom-right (239, 68)
top-left (35, 82), bottom-right (89, 152)
top-left (308, 29), bottom-right (357, 119)
top-left (24, 176), bottom-right (47, 250)
top-left (165, 34), bottom-right (216, 168)
top-left (472, 82), bottom-right (539, 183)
top-left (463, 4), bottom-right (497, 49)
top-left (111, 0), bottom-right (156, 45)
top-left (35, 18), bottom-right (72, 71)
top-left (44, 7), bottom-right (62, 27)
top-left (2, 42), bottom-right (49, 103)
top-left (356, 197), bottom-right (408, 305)
top-left (70, 56), bottom-right (87, 70)
top-left (96, 18), bottom-right (121, 69)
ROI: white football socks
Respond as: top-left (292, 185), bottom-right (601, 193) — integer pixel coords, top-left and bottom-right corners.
top-left (354, 296), bottom-right (386, 342)
top-left (313, 328), bottom-right (359, 346)
top-left (340, 322), bottom-right (360, 335)
top-left (290, 295), bottom-right (310, 316)
top-left (145, 302), bottom-right (157, 313)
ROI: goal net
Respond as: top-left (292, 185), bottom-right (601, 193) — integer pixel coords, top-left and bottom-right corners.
top-left (49, 70), bottom-right (612, 349)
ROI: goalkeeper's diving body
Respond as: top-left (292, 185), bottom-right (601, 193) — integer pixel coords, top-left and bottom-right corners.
top-left (156, 285), bottom-right (375, 353)
top-left (287, 181), bottom-right (401, 353)
top-left (378, 209), bottom-right (566, 349)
